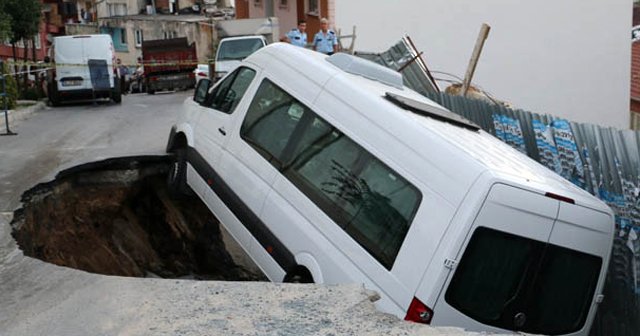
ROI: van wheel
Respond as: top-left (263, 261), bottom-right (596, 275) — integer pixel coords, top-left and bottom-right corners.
top-left (48, 82), bottom-right (60, 107)
top-left (283, 267), bottom-right (314, 284)
top-left (112, 81), bottom-right (122, 103)
top-left (167, 147), bottom-right (190, 197)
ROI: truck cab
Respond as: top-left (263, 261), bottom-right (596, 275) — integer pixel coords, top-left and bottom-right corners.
top-left (213, 35), bottom-right (267, 81)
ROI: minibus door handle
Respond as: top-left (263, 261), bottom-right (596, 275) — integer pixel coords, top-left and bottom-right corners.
top-left (218, 127), bottom-right (226, 136)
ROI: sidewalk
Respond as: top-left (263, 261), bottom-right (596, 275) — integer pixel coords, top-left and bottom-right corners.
top-left (0, 100), bottom-right (46, 133)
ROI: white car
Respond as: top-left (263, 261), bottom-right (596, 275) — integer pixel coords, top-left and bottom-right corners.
top-left (166, 43), bottom-right (614, 335)
top-left (193, 64), bottom-right (210, 84)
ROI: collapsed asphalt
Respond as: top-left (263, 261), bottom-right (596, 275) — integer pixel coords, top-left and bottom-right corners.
top-left (10, 156), bottom-right (265, 281)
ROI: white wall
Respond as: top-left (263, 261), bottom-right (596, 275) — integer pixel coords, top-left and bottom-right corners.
top-left (275, 2), bottom-right (298, 34)
top-left (336, 1), bottom-right (632, 129)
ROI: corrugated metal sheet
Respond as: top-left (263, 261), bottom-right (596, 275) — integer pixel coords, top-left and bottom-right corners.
top-left (355, 37), bottom-right (439, 96)
top-left (424, 92), bottom-right (640, 336)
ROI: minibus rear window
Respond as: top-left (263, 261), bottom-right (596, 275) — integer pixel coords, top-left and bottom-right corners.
top-left (445, 227), bottom-right (601, 335)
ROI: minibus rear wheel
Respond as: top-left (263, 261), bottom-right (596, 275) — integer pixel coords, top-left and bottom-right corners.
top-left (283, 266), bottom-right (313, 284)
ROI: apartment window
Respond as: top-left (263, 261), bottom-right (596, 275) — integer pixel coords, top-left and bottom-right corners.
top-left (240, 79), bottom-right (421, 269)
top-left (279, 0), bottom-right (288, 7)
top-left (120, 28), bottom-right (127, 45)
top-left (307, 0), bottom-right (318, 15)
top-left (163, 31), bottom-right (177, 39)
top-left (61, 2), bottom-right (77, 15)
top-left (107, 3), bottom-right (127, 16)
top-left (134, 30), bottom-right (143, 47)
top-left (254, 0), bottom-right (262, 6)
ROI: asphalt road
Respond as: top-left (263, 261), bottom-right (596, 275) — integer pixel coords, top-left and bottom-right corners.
top-left (0, 91), bottom-right (491, 335)
top-left (0, 92), bottom-right (183, 213)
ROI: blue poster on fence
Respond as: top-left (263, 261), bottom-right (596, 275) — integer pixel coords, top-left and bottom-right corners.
top-left (550, 119), bottom-right (585, 188)
top-left (532, 120), bottom-right (562, 174)
top-left (492, 114), bottom-right (526, 154)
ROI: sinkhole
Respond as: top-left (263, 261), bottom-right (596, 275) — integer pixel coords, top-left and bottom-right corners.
top-left (10, 156), bottom-right (266, 281)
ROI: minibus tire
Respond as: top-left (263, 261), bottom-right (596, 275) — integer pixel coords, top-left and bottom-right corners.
top-left (283, 267), bottom-right (314, 284)
top-left (167, 148), bottom-right (189, 198)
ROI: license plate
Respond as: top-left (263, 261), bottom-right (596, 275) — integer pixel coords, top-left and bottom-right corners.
top-left (62, 80), bottom-right (82, 86)
top-left (166, 75), bottom-right (186, 81)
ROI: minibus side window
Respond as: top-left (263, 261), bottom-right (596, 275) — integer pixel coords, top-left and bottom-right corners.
top-left (445, 227), bottom-right (601, 335)
top-left (240, 80), bottom-right (302, 166)
top-left (207, 67), bottom-right (256, 114)
top-left (240, 79), bottom-right (422, 270)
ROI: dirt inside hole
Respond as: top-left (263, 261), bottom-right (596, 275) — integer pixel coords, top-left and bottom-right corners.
top-left (10, 156), bottom-right (266, 281)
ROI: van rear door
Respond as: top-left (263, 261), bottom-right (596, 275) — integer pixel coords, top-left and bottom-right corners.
top-left (431, 184), bottom-right (609, 335)
top-left (537, 202), bottom-right (612, 335)
top-left (429, 183), bottom-right (558, 334)
top-left (82, 36), bottom-right (114, 90)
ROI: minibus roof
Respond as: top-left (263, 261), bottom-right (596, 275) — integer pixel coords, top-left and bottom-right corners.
top-left (245, 44), bottom-right (611, 214)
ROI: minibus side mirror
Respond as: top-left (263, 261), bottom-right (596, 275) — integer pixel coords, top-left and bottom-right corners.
top-left (194, 79), bottom-right (211, 104)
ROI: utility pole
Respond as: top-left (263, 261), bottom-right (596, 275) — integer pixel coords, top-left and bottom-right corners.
top-left (1, 60), bottom-right (17, 136)
top-left (461, 23), bottom-right (491, 97)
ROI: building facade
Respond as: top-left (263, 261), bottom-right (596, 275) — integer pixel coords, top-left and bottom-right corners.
top-left (235, 0), bottom-right (335, 43)
top-left (0, 0), bottom-right (72, 63)
top-left (64, 0), bottom-right (212, 65)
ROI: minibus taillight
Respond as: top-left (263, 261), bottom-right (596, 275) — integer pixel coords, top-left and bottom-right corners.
top-left (404, 297), bottom-right (434, 324)
top-left (544, 192), bottom-right (575, 204)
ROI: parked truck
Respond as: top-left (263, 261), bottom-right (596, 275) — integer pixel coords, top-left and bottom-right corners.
top-left (141, 38), bottom-right (197, 94)
top-left (210, 18), bottom-right (278, 81)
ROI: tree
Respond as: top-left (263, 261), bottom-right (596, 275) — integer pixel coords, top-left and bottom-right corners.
top-left (4, 0), bottom-right (41, 89)
top-left (0, 0), bottom-right (13, 43)
top-left (0, 61), bottom-right (19, 110)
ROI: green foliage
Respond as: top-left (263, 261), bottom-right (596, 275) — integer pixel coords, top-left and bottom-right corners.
top-left (0, 62), bottom-right (18, 110)
top-left (4, 0), bottom-right (41, 43)
top-left (0, 13), bottom-right (11, 42)
top-left (0, 0), bottom-right (13, 42)
top-left (20, 87), bottom-right (39, 100)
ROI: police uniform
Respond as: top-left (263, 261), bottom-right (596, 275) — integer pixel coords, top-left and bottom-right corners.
top-left (286, 28), bottom-right (307, 48)
top-left (313, 30), bottom-right (337, 55)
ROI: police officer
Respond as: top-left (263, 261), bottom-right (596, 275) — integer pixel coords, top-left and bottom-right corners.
top-left (286, 20), bottom-right (307, 48)
top-left (313, 18), bottom-right (338, 55)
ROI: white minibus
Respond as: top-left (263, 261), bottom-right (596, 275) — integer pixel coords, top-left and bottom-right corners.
top-left (166, 43), bottom-right (614, 335)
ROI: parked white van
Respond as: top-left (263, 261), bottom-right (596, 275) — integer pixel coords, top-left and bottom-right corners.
top-left (47, 35), bottom-right (121, 106)
top-left (166, 43), bottom-right (614, 335)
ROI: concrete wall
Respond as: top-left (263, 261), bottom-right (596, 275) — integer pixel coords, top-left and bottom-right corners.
top-left (335, 0), bottom-right (633, 129)
top-left (97, 0), bottom-right (146, 17)
top-left (275, 1), bottom-right (298, 34)
top-left (248, 0), bottom-right (266, 19)
top-left (65, 23), bottom-right (100, 36)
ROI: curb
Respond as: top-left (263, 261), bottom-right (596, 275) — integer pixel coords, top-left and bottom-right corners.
top-left (0, 101), bottom-right (46, 131)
